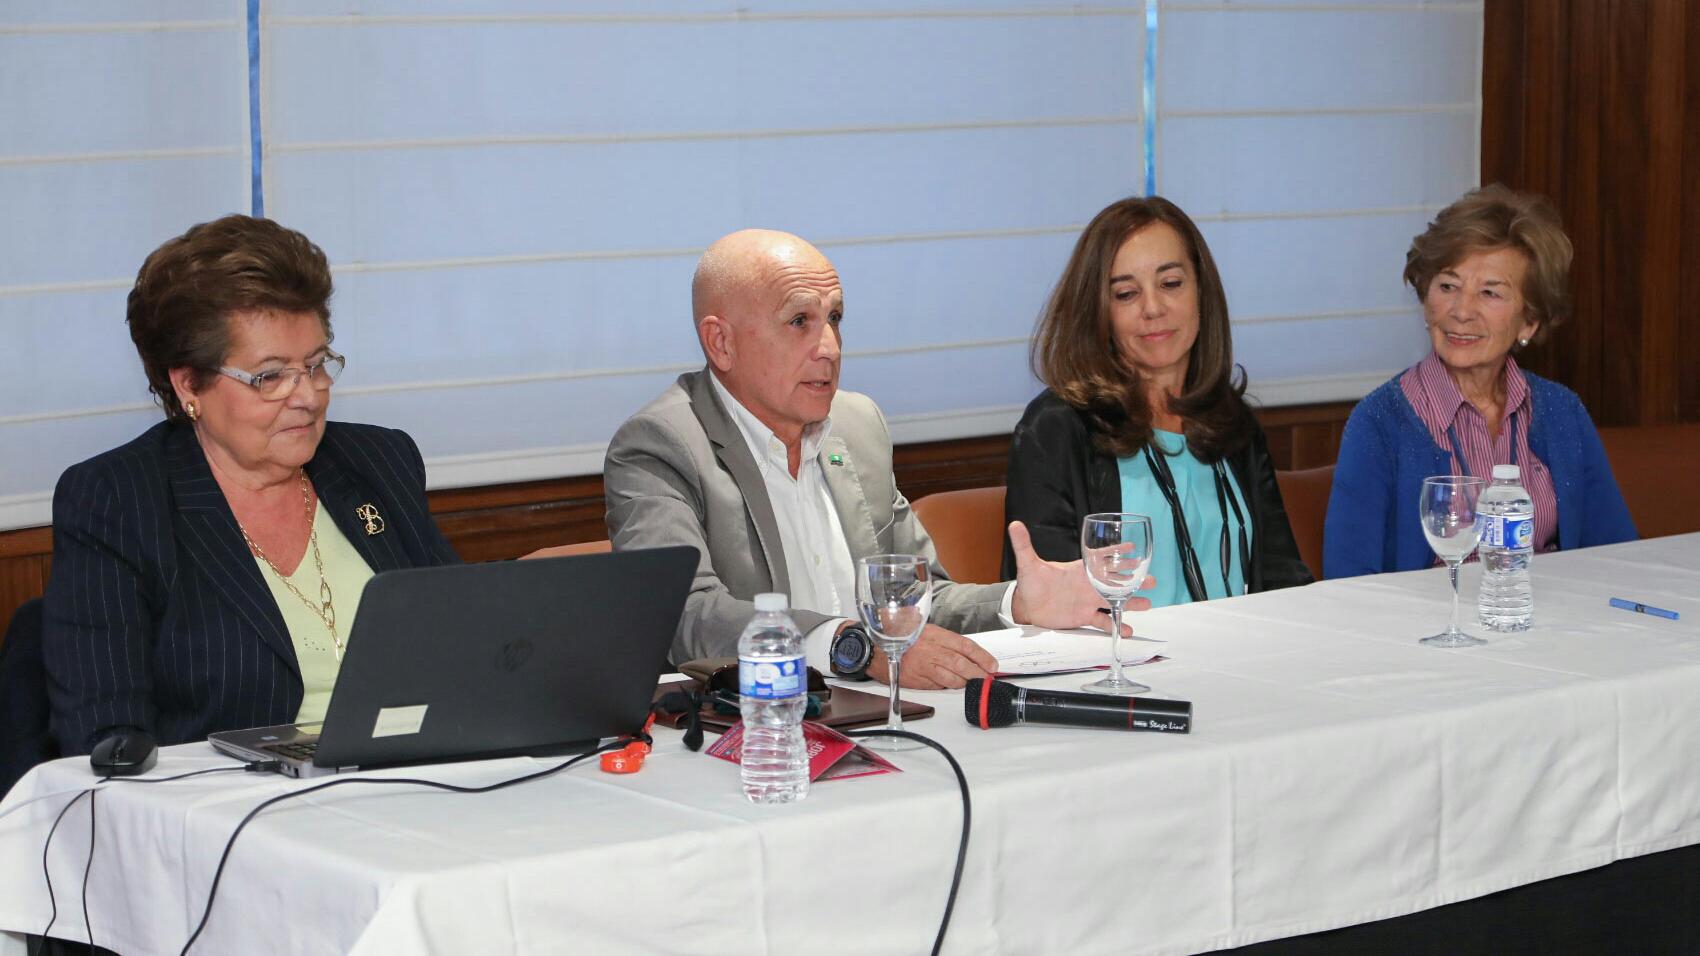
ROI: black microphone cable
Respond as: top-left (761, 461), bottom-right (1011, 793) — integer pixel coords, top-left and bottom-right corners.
top-left (30, 788), bottom-right (90, 956)
top-left (80, 788), bottom-right (96, 952)
top-left (842, 728), bottom-right (970, 956)
top-left (178, 738), bottom-right (630, 955)
top-left (29, 762), bottom-right (288, 956)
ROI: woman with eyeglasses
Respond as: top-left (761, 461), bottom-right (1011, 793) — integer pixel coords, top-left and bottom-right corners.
top-left (1000, 196), bottom-right (1312, 605)
top-left (44, 215), bottom-right (458, 756)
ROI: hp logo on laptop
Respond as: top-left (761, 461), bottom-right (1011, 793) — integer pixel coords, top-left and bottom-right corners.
top-left (497, 639), bottom-right (534, 673)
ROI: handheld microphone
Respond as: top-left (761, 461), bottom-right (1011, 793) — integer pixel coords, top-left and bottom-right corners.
top-left (964, 678), bottom-right (1191, 734)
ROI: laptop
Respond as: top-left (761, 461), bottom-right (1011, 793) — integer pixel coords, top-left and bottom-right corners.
top-left (209, 546), bottom-right (697, 777)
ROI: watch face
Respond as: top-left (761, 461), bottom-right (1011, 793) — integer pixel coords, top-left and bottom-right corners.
top-left (832, 630), bottom-right (870, 672)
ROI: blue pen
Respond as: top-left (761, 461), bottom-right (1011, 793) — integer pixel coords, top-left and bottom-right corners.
top-left (1609, 598), bottom-right (1680, 621)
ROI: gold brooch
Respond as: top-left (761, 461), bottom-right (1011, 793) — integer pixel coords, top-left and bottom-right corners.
top-left (355, 503), bottom-right (386, 536)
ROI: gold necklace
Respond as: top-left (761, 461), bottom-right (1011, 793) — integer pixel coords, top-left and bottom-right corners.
top-left (239, 472), bottom-right (342, 660)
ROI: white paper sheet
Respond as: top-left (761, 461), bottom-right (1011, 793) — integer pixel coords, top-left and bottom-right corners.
top-left (968, 626), bottom-right (1166, 676)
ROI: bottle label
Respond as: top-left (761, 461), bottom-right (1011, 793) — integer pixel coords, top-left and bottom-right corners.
top-left (1482, 512), bottom-right (1534, 549)
top-left (739, 655), bottom-right (806, 700)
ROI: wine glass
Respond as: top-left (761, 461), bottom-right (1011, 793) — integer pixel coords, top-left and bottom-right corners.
top-left (856, 554), bottom-right (933, 752)
top-left (1418, 475), bottom-right (1489, 647)
top-left (1080, 513), bottom-right (1154, 695)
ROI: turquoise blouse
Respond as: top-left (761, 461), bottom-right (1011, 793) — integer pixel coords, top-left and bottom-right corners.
top-left (1116, 429), bottom-right (1254, 608)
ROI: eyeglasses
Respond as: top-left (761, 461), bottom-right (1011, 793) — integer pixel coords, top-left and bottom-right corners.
top-left (216, 351), bottom-right (345, 401)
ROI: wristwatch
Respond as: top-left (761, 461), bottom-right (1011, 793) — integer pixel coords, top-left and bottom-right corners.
top-left (829, 622), bottom-right (874, 680)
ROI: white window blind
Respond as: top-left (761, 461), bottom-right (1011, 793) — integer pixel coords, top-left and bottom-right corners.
top-left (0, 3), bottom-right (252, 530)
top-left (1156, 0), bottom-right (1483, 406)
top-left (1, 1), bottom-right (1482, 532)
top-left (259, 1), bottom-right (1148, 489)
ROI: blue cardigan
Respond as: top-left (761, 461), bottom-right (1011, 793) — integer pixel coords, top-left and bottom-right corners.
top-left (1324, 370), bottom-right (1637, 578)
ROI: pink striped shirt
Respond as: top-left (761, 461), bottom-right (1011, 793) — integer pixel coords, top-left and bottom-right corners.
top-left (1400, 351), bottom-right (1560, 555)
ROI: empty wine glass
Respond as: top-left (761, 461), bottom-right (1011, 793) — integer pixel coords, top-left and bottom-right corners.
top-left (1080, 513), bottom-right (1154, 695)
top-left (1418, 475), bottom-right (1488, 647)
top-left (856, 554), bottom-right (933, 752)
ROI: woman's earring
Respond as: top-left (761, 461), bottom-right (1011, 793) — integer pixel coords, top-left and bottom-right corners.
top-left (185, 401), bottom-right (199, 422)
top-left (1517, 338), bottom-right (1530, 348)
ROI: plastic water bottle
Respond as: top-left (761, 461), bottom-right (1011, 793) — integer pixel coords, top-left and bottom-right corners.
top-left (1478, 464), bottom-right (1534, 631)
top-left (738, 593), bottom-right (809, 804)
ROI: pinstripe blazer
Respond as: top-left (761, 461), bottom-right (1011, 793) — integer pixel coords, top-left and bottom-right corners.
top-left (43, 420), bottom-right (459, 756)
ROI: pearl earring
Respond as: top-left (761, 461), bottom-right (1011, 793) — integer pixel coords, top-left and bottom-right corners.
top-left (1517, 338), bottom-right (1530, 348)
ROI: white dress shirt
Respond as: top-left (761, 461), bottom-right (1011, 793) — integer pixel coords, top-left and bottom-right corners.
top-left (709, 375), bottom-right (1020, 674)
top-left (710, 375), bottom-right (857, 671)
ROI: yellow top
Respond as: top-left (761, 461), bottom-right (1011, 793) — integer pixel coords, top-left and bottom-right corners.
top-left (252, 503), bottom-right (375, 724)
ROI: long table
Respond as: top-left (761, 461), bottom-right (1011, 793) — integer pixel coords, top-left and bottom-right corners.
top-left (3, 534), bottom-right (1697, 955)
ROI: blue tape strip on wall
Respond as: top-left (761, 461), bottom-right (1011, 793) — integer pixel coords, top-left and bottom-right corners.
top-left (1143, 0), bottom-right (1158, 196)
top-left (247, 0), bottom-right (265, 218)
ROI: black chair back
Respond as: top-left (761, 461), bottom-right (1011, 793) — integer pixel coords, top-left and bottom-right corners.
top-left (1, 598), bottom-right (56, 799)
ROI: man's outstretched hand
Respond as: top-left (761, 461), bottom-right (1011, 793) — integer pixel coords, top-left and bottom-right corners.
top-left (1007, 520), bottom-right (1151, 634)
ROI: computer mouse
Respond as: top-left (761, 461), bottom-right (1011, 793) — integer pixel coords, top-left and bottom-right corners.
top-left (90, 731), bottom-right (158, 778)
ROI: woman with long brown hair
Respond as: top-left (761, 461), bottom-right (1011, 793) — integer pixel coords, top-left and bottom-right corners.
top-left (1001, 196), bottom-right (1311, 605)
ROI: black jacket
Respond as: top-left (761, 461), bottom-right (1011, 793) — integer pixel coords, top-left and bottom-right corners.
top-left (1001, 390), bottom-right (1312, 594)
top-left (44, 420), bottom-right (460, 755)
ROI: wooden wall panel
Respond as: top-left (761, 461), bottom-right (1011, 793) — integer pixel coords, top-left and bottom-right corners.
top-left (1640, 0), bottom-right (1687, 424)
top-left (1483, 0), bottom-right (1698, 427)
top-left (0, 402), bottom-right (1357, 634)
top-left (1256, 402), bottom-right (1356, 473)
top-left (1598, 1), bottom-right (1649, 426)
top-left (891, 435), bottom-right (1014, 500)
top-left (427, 474), bottom-right (607, 565)
top-left (0, 528), bottom-right (52, 646)
top-left (1684, 1), bottom-right (1700, 422)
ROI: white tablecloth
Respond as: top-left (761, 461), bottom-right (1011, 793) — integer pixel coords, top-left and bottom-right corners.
top-left (3, 535), bottom-right (1697, 955)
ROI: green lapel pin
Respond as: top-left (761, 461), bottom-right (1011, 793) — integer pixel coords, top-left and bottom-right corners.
top-left (828, 453), bottom-right (844, 466)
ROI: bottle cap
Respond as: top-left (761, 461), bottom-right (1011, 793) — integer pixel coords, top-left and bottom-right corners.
top-left (1491, 464), bottom-right (1521, 480)
top-left (753, 592), bottom-right (788, 612)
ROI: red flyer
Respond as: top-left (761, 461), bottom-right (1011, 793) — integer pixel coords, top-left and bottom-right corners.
top-left (705, 720), bottom-right (901, 782)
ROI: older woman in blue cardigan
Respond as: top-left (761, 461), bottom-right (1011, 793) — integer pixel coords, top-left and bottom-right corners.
top-left (1324, 186), bottom-right (1636, 578)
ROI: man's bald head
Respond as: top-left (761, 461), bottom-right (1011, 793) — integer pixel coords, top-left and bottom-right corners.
top-left (692, 229), bottom-right (830, 324)
top-left (690, 229), bottom-right (845, 451)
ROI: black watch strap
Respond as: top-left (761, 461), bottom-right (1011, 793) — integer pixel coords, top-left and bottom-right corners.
top-left (829, 622), bottom-right (874, 680)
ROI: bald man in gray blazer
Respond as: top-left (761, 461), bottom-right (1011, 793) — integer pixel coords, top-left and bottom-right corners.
top-left (604, 230), bottom-right (1136, 688)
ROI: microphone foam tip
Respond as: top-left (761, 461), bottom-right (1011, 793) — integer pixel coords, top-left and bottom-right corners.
top-left (963, 678), bottom-right (1019, 729)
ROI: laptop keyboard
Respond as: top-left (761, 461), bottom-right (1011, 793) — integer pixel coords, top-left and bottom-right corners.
top-left (268, 740), bottom-right (319, 761)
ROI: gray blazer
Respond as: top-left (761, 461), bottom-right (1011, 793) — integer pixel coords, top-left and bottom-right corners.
top-left (605, 369), bottom-right (1009, 663)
